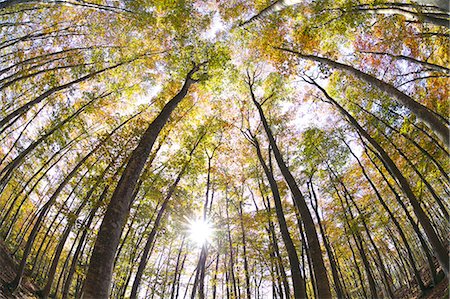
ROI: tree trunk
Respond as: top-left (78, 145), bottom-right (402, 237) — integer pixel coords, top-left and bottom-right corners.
top-left (61, 185), bottom-right (109, 299)
top-left (0, 135), bottom-right (78, 235)
top-left (82, 64), bottom-right (204, 298)
top-left (280, 48), bottom-right (450, 146)
top-left (6, 147), bottom-right (98, 291)
top-left (343, 139), bottom-right (426, 292)
top-left (249, 81), bottom-right (332, 298)
top-left (308, 179), bottom-right (346, 299)
top-left (250, 136), bottom-right (307, 299)
top-left (39, 162), bottom-right (113, 299)
top-left (328, 170), bottom-right (380, 299)
top-left (311, 79), bottom-right (449, 276)
top-left (239, 200), bottom-right (252, 299)
top-left (239, 0), bottom-right (302, 27)
top-left (0, 56), bottom-right (139, 131)
top-left (0, 95), bottom-right (100, 193)
top-left (129, 135), bottom-right (202, 299)
top-left (364, 143), bottom-right (439, 285)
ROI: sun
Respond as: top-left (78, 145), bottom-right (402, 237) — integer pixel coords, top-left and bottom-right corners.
top-left (187, 217), bottom-right (214, 246)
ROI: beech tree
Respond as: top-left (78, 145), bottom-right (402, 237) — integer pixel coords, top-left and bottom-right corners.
top-left (0, 1), bottom-right (448, 298)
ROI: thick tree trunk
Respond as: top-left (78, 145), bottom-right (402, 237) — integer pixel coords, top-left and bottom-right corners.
top-left (279, 48), bottom-right (450, 146)
top-left (82, 64), bottom-right (203, 298)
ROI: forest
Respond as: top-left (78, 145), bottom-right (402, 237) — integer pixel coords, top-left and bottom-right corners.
top-left (0, 0), bottom-right (448, 298)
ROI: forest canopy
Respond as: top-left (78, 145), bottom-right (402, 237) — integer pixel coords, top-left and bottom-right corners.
top-left (0, 0), bottom-right (448, 298)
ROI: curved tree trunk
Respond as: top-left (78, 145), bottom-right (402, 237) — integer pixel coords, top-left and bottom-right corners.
top-left (364, 143), bottom-right (439, 285)
top-left (0, 56), bottom-right (140, 131)
top-left (239, 0), bottom-right (302, 27)
top-left (6, 148), bottom-right (98, 291)
top-left (308, 179), bottom-right (346, 299)
top-left (0, 95), bottom-right (101, 193)
top-left (249, 78), bottom-right (332, 298)
top-left (39, 160), bottom-right (115, 299)
top-left (310, 79), bottom-right (449, 276)
top-left (82, 63), bottom-right (204, 298)
top-left (279, 48), bottom-right (450, 147)
top-left (6, 111), bottom-right (134, 291)
top-left (342, 139), bottom-right (426, 292)
top-left (327, 168), bottom-right (380, 299)
top-left (129, 134), bottom-right (203, 299)
top-left (250, 135), bottom-right (307, 299)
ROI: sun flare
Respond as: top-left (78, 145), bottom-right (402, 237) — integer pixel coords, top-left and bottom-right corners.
top-left (187, 217), bottom-right (214, 246)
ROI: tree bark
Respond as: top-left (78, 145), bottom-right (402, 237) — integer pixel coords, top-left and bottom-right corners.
top-left (342, 138), bottom-right (426, 292)
top-left (310, 79), bottom-right (449, 276)
top-left (82, 63), bottom-right (204, 298)
top-left (279, 47), bottom-right (450, 147)
top-left (0, 56), bottom-right (139, 131)
top-left (250, 135), bottom-right (307, 299)
top-left (249, 79), bottom-right (332, 298)
top-left (129, 133), bottom-right (203, 299)
top-left (308, 178), bottom-right (346, 299)
top-left (39, 161), bottom-right (114, 299)
top-left (0, 95), bottom-right (101, 193)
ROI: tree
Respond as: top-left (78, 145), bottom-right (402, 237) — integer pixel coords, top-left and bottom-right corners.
top-left (82, 63), bottom-right (206, 298)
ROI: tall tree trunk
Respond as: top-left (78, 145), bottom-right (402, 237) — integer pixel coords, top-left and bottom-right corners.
top-left (308, 179), bottom-right (346, 299)
top-left (310, 79), bottom-right (449, 276)
top-left (328, 169), bottom-right (380, 299)
top-left (0, 95), bottom-right (101, 194)
top-left (0, 135), bottom-right (78, 234)
top-left (347, 99), bottom-right (449, 184)
top-left (61, 185), bottom-right (109, 299)
top-left (279, 48), bottom-right (450, 146)
top-left (82, 64), bottom-right (204, 298)
top-left (0, 57), bottom-right (138, 131)
top-left (239, 0), bottom-right (302, 27)
top-left (239, 200), bottom-right (252, 299)
top-left (6, 148), bottom-right (98, 291)
top-left (6, 110), bottom-right (134, 291)
top-left (170, 238), bottom-right (186, 299)
top-left (39, 161), bottom-right (114, 299)
top-left (342, 138), bottom-right (426, 292)
top-left (248, 77), bottom-right (332, 298)
top-left (249, 135), bottom-right (307, 299)
top-left (129, 133), bottom-right (203, 299)
top-left (364, 142), bottom-right (439, 285)
top-left (378, 129), bottom-right (449, 220)
top-left (225, 190), bottom-right (239, 299)
top-left (256, 183), bottom-right (290, 299)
